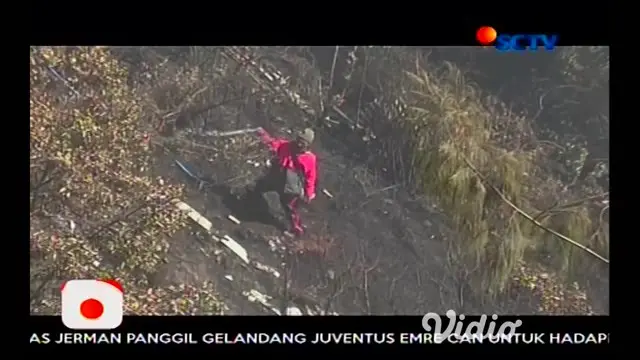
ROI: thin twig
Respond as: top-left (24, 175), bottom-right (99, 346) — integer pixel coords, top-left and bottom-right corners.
top-left (366, 184), bottom-right (401, 198)
top-left (534, 192), bottom-right (609, 221)
top-left (45, 66), bottom-right (82, 98)
top-left (361, 255), bottom-right (380, 315)
top-left (328, 46), bottom-right (340, 94)
top-left (531, 84), bottom-right (592, 122)
top-left (589, 205), bottom-right (609, 244)
top-left (355, 52), bottom-right (368, 129)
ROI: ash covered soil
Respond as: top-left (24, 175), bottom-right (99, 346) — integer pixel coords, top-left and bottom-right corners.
top-left (135, 46), bottom-right (523, 315)
top-left (147, 98), bottom-right (488, 316)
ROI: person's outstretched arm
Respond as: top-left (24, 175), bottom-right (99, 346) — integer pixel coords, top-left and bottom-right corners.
top-left (258, 128), bottom-right (287, 153)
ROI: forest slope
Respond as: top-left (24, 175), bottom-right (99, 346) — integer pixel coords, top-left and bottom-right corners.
top-left (30, 46), bottom-right (608, 315)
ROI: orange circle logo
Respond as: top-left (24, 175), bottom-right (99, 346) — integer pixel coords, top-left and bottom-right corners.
top-left (476, 26), bottom-right (497, 45)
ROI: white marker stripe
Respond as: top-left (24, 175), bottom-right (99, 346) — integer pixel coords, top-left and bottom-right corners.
top-left (173, 199), bottom-right (258, 267)
top-left (172, 200), bottom-right (213, 231)
top-left (222, 235), bottom-right (249, 264)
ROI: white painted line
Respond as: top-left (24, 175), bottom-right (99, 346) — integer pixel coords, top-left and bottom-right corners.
top-left (173, 200), bottom-right (248, 265)
top-left (286, 307), bottom-right (303, 316)
top-left (173, 200), bottom-right (212, 231)
top-left (243, 289), bottom-right (281, 315)
top-left (253, 262), bottom-right (280, 278)
top-left (222, 234), bottom-right (249, 264)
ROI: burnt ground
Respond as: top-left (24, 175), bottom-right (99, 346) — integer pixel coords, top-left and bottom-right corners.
top-left (136, 49), bottom-right (533, 316)
top-left (145, 98), bottom-right (506, 316)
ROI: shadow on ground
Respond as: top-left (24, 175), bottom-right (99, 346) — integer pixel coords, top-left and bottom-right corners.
top-left (206, 183), bottom-right (287, 232)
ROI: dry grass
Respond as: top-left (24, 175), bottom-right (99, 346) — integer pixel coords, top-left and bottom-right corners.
top-left (400, 52), bottom-right (607, 307)
top-left (321, 47), bottom-right (608, 312)
top-left (30, 46), bottom-right (224, 315)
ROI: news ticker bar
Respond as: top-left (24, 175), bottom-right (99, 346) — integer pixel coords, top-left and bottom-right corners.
top-left (29, 315), bottom-right (609, 333)
top-left (31, 331), bottom-right (609, 346)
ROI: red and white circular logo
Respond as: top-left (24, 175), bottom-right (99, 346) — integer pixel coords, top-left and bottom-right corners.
top-left (61, 279), bottom-right (124, 330)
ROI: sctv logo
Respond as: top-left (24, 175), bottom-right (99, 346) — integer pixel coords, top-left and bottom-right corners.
top-left (476, 26), bottom-right (558, 52)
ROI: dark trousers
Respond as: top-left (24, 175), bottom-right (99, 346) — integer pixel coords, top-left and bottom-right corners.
top-left (247, 167), bottom-right (303, 233)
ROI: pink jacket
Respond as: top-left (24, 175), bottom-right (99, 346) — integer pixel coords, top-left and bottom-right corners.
top-left (259, 129), bottom-right (317, 198)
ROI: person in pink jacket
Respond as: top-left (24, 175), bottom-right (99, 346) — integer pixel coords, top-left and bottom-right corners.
top-left (246, 127), bottom-right (318, 236)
